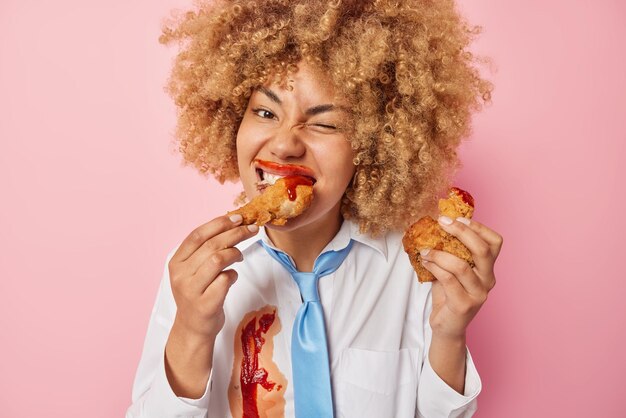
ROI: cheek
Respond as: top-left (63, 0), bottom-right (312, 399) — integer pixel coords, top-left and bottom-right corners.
top-left (334, 140), bottom-right (356, 179)
top-left (317, 139), bottom-right (355, 189)
top-left (235, 140), bottom-right (245, 180)
top-left (235, 120), bottom-right (260, 168)
top-left (235, 125), bottom-right (258, 195)
top-left (235, 133), bottom-right (245, 170)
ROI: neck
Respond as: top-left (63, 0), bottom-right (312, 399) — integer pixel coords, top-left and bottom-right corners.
top-left (265, 204), bottom-right (343, 272)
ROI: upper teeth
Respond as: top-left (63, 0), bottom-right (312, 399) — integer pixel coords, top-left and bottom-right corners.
top-left (263, 171), bottom-right (285, 185)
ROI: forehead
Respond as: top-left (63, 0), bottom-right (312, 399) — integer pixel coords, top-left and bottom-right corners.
top-left (256, 62), bottom-right (343, 105)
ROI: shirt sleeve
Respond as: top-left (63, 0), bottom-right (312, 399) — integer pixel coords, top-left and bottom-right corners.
top-left (416, 284), bottom-right (482, 418)
top-left (125, 247), bottom-right (213, 418)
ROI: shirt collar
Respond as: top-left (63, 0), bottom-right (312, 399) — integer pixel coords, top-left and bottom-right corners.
top-left (348, 220), bottom-right (388, 260)
top-left (235, 219), bottom-right (388, 260)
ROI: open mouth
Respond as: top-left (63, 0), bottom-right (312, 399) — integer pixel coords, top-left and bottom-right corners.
top-left (254, 159), bottom-right (317, 189)
top-left (255, 168), bottom-right (317, 186)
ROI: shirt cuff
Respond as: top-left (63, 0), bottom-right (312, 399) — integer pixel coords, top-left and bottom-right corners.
top-left (143, 349), bottom-right (212, 417)
top-left (417, 346), bottom-right (481, 418)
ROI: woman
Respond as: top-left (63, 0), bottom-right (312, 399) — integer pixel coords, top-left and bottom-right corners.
top-left (127, 0), bottom-right (501, 417)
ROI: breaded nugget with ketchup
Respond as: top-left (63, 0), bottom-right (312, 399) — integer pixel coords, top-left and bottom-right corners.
top-left (227, 176), bottom-right (314, 226)
top-left (403, 187), bottom-right (475, 282)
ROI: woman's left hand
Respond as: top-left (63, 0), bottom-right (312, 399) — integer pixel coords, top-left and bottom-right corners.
top-left (420, 216), bottom-right (503, 340)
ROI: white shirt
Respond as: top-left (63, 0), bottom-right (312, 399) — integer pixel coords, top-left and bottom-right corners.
top-left (127, 220), bottom-right (481, 418)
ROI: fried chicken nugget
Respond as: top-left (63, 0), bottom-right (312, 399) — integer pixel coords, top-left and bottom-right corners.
top-left (402, 187), bottom-right (475, 283)
top-left (227, 176), bottom-right (314, 226)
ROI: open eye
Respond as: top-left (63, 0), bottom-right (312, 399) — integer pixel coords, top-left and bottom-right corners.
top-left (252, 108), bottom-right (276, 120)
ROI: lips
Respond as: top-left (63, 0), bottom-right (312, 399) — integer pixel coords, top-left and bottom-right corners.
top-left (253, 159), bottom-right (317, 186)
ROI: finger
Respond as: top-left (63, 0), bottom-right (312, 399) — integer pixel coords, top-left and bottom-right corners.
top-left (200, 269), bottom-right (238, 314)
top-left (190, 248), bottom-right (243, 294)
top-left (474, 266), bottom-right (496, 291)
top-left (421, 258), bottom-right (473, 313)
top-left (421, 249), bottom-right (486, 299)
top-left (436, 216), bottom-right (497, 277)
top-left (187, 224), bottom-right (259, 273)
top-left (453, 217), bottom-right (504, 258)
top-left (172, 214), bottom-right (244, 263)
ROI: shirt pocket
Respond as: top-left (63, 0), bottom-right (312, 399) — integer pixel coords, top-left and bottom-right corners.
top-left (334, 347), bottom-right (420, 418)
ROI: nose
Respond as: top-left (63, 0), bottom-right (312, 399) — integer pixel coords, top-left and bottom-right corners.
top-left (268, 123), bottom-right (306, 160)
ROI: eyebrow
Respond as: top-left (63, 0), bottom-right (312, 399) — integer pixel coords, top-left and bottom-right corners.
top-left (257, 87), bottom-right (347, 116)
top-left (258, 87), bottom-right (282, 105)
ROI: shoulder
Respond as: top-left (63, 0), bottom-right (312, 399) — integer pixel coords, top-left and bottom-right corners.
top-left (347, 221), bottom-right (417, 281)
top-left (349, 222), bottom-right (406, 263)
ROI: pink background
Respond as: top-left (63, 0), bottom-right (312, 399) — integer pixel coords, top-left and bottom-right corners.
top-left (1, 0), bottom-right (624, 416)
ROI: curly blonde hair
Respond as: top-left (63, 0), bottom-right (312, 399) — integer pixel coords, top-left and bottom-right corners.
top-left (159, 0), bottom-right (493, 236)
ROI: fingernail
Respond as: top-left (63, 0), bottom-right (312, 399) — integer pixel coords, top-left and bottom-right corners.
top-left (247, 224), bottom-right (259, 232)
top-left (229, 214), bottom-right (243, 223)
top-left (456, 217), bottom-right (470, 226)
top-left (438, 215), bottom-right (453, 225)
top-left (420, 248), bottom-right (431, 257)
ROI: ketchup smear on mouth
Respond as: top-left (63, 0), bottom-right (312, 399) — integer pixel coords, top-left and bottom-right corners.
top-left (240, 310), bottom-right (281, 418)
top-left (255, 159), bottom-right (315, 201)
top-left (255, 159), bottom-right (315, 178)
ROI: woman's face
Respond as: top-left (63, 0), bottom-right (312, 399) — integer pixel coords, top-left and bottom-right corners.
top-left (236, 62), bottom-right (355, 232)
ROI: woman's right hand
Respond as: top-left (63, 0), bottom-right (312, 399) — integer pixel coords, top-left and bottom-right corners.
top-left (163, 213), bottom-right (258, 398)
top-left (168, 213), bottom-right (259, 341)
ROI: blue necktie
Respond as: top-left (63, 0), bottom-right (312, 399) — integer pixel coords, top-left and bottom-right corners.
top-left (261, 239), bottom-right (354, 418)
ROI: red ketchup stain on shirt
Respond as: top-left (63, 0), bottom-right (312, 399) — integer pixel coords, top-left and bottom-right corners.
top-left (240, 310), bottom-right (281, 418)
top-left (283, 175), bottom-right (314, 201)
top-left (451, 186), bottom-right (475, 208)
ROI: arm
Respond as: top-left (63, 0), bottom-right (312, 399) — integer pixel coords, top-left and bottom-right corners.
top-left (416, 216), bottom-right (503, 417)
top-left (125, 248), bottom-right (213, 418)
top-left (416, 283), bottom-right (481, 418)
top-left (428, 334), bottom-right (467, 394)
top-left (164, 320), bottom-right (215, 399)
top-left (126, 215), bottom-right (259, 417)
